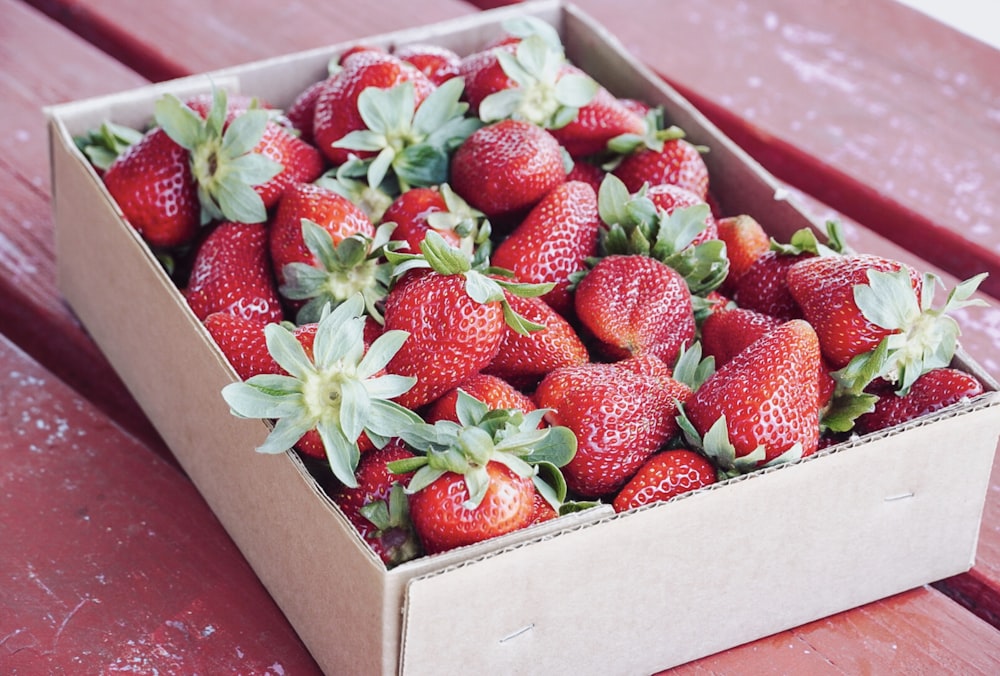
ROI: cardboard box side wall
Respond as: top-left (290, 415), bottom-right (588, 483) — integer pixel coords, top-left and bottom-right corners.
top-left (47, 2), bottom-right (1000, 674)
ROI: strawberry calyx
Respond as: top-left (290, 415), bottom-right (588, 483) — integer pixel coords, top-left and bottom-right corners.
top-left (669, 341), bottom-right (715, 392)
top-left (771, 220), bottom-right (847, 257)
top-left (386, 230), bottom-right (554, 335)
top-left (586, 174), bottom-right (728, 295)
top-left (675, 403), bottom-right (804, 478)
top-left (605, 107), bottom-right (691, 158)
top-left (423, 183), bottom-right (494, 259)
top-left (74, 120), bottom-right (144, 171)
top-left (837, 270), bottom-right (988, 395)
top-left (388, 390), bottom-right (576, 510)
top-left (221, 294), bottom-right (422, 488)
top-left (279, 219), bottom-right (397, 325)
top-left (332, 78), bottom-right (482, 192)
top-left (478, 33), bottom-right (599, 129)
top-left (315, 163), bottom-right (397, 224)
top-left (155, 88), bottom-right (282, 225)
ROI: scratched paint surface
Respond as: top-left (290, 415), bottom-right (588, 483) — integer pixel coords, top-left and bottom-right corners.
top-left (0, 336), bottom-right (319, 674)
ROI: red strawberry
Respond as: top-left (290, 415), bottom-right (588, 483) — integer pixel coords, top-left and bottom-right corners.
top-left (425, 373), bottom-right (536, 424)
top-left (854, 368), bottom-right (985, 435)
top-left (786, 254), bottom-right (986, 395)
top-left (384, 271), bottom-right (505, 410)
top-left (613, 136), bottom-right (709, 199)
top-left (716, 214), bottom-right (771, 295)
top-left (312, 50), bottom-right (435, 166)
top-left (490, 180), bottom-right (601, 316)
top-left (408, 460), bottom-right (534, 554)
top-left (682, 319), bottom-right (821, 472)
top-left (457, 41), bottom-right (520, 114)
top-left (184, 221), bottom-right (284, 324)
top-left (547, 69), bottom-right (647, 158)
top-left (612, 449), bottom-right (717, 513)
top-left (527, 490), bottom-right (559, 525)
top-left (565, 158), bottom-right (607, 194)
top-left (269, 181), bottom-right (375, 288)
top-left (450, 119), bottom-right (567, 221)
top-left (535, 359), bottom-right (692, 498)
top-left (394, 43), bottom-right (461, 86)
top-left (380, 184), bottom-right (489, 256)
top-left (329, 440), bottom-right (421, 567)
top-left (574, 254), bottom-right (696, 365)
top-left (392, 392), bottom-right (576, 554)
top-left (102, 127), bottom-right (200, 248)
top-left (482, 291), bottom-right (589, 387)
top-left (700, 307), bottom-right (781, 367)
top-left (285, 79), bottom-right (327, 144)
top-left (203, 313), bottom-right (279, 380)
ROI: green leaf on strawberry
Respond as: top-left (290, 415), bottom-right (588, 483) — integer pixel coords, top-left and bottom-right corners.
top-left (221, 294), bottom-right (421, 487)
top-left (154, 88), bottom-right (282, 225)
top-left (280, 219), bottom-right (396, 325)
top-left (332, 78), bottom-right (481, 191)
top-left (75, 120), bottom-right (144, 171)
top-left (315, 161), bottom-right (398, 224)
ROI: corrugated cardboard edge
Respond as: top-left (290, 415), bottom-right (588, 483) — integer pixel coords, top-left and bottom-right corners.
top-left (44, 1), bottom-right (1000, 674)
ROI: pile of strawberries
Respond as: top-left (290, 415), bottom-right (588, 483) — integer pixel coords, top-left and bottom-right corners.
top-left (80, 17), bottom-right (990, 566)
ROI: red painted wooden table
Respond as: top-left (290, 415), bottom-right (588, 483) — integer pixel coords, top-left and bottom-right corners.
top-left (3, 0), bottom-right (1000, 672)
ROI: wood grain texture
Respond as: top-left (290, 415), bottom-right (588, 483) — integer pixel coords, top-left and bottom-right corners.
top-left (0, 333), bottom-right (320, 674)
top-left (0, 0), bottom-right (168, 454)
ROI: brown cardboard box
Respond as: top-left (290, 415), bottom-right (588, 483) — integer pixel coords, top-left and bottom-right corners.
top-left (47, 1), bottom-right (1000, 673)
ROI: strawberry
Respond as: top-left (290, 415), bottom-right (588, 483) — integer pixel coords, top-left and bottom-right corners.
top-left (611, 449), bottom-right (717, 513)
top-left (535, 359), bottom-right (692, 498)
top-left (733, 223), bottom-right (846, 321)
top-left (380, 184), bottom-right (490, 257)
top-left (383, 232), bottom-right (553, 410)
top-left (610, 121), bottom-right (709, 199)
top-left (854, 368), bottom-right (985, 435)
top-left (591, 174), bottom-right (728, 296)
top-left (285, 79), bottom-right (327, 144)
top-left (394, 43), bottom-right (462, 86)
top-left (482, 291), bottom-right (589, 387)
top-left (390, 391), bottom-right (576, 554)
top-left (312, 50), bottom-right (436, 167)
top-left (716, 214), bottom-right (771, 295)
top-left (786, 253), bottom-right (987, 394)
top-left (700, 306), bottom-right (781, 367)
top-left (450, 119), bottom-right (567, 221)
top-left (269, 181), bottom-right (375, 289)
top-left (679, 319), bottom-right (822, 473)
top-left (424, 373), bottom-right (536, 424)
top-left (565, 158), bottom-right (607, 194)
top-left (490, 180), bottom-right (602, 316)
top-left (329, 440), bottom-right (421, 567)
top-left (221, 294), bottom-right (421, 487)
top-left (184, 221), bottom-right (284, 324)
top-left (203, 313), bottom-right (279, 380)
top-left (574, 254), bottom-right (696, 365)
top-left (548, 79), bottom-right (648, 158)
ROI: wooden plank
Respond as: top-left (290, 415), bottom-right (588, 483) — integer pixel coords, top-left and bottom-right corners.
top-left (557, 0), bottom-right (1000, 299)
top-left (668, 587), bottom-right (1000, 674)
top-left (25, 0), bottom-right (478, 81)
top-left (0, 332), bottom-right (320, 673)
top-left (0, 0), bottom-right (168, 455)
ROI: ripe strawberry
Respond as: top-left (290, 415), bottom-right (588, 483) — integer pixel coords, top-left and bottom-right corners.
top-left (612, 134), bottom-right (709, 199)
top-left (312, 50), bottom-right (436, 167)
top-left (269, 182), bottom-right (375, 288)
top-left (854, 368), bottom-right (985, 435)
top-left (203, 313), bottom-right (279, 380)
top-left (391, 392), bottom-right (576, 554)
top-left (482, 291), bottom-right (589, 386)
top-left (450, 119), bottom-right (567, 221)
top-left (680, 319), bottom-right (822, 473)
top-left (574, 254), bottom-right (696, 365)
top-left (527, 490), bottom-right (559, 525)
top-left (425, 373), bottom-right (536, 423)
top-left (382, 232), bottom-right (552, 410)
top-left (490, 180), bottom-right (601, 316)
top-left (700, 307), bottom-right (781, 367)
top-left (394, 43), bottom-right (461, 85)
top-left (535, 359), bottom-right (692, 498)
top-left (221, 295), bottom-right (421, 487)
top-left (565, 158), bottom-right (606, 194)
top-left (329, 440), bottom-right (421, 567)
top-left (733, 224), bottom-right (845, 321)
top-left (380, 184), bottom-right (489, 256)
top-left (548, 79), bottom-right (648, 158)
top-left (716, 214), bottom-right (771, 295)
top-left (612, 449), bottom-right (717, 513)
top-left (457, 41), bottom-right (520, 114)
top-left (592, 174), bottom-right (728, 296)
top-left (184, 221), bottom-right (284, 324)
top-left (285, 79), bottom-right (327, 144)
top-left (786, 254), bottom-right (986, 394)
